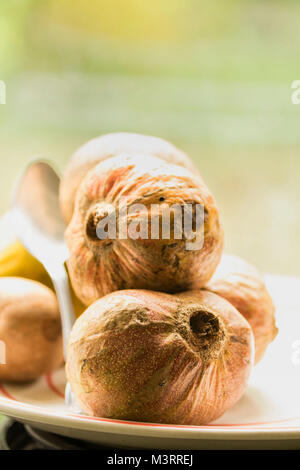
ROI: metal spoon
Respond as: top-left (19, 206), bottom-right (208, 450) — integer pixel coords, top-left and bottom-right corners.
top-left (10, 160), bottom-right (78, 409)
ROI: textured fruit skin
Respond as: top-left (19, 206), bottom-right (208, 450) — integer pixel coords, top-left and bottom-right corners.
top-left (205, 254), bottom-right (277, 364)
top-left (0, 277), bottom-right (63, 382)
top-left (0, 239), bottom-right (85, 318)
top-left (65, 154), bottom-right (224, 306)
top-left (66, 289), bottom-right (253, 425)
top-left (60, 132), bottom-right (200, 224)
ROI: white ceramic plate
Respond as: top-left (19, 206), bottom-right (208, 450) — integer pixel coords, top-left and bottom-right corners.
top-left (0, 275), bottom-right (300, 450)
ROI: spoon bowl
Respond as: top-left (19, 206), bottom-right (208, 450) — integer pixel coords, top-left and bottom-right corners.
top-left (11, 161), bottom-right (68, 272)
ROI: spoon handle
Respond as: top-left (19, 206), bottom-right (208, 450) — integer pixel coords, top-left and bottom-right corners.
top-left (52, 265), bottom-right (76, 359)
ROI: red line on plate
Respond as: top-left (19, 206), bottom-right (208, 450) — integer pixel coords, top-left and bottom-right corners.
top-left (70, 413), bottom-right (300, 431)
top-left (69, 413), bottom-right (300, 429)
top-left (45, 373), bottom-right (65, 399)
top-left (0, 383), bottom-right (16, 401)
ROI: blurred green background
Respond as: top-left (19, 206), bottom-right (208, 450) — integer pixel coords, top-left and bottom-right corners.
top-left (0, 0), bottom-right (299, 275)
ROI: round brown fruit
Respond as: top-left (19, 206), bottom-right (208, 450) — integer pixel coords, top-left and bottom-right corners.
top-left (205, 254), bottom-right (277, 364)
top-left (0, 277), bottom-right (63, 382)
top-left (66, 289), bottom-right (253, 425)
top-left (65, 154), bottom-right (223, 305)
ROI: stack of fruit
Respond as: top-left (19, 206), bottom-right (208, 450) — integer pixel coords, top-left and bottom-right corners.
top-left (0, 133), bottom-right (277, 425)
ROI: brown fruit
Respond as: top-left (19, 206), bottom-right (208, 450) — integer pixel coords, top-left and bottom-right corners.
top-left (65, 154), bottom-right (223, 305)
top-left (66, 289), bottom-right (253, 425)
top-left (60, 132), bottom-right (199, 224)
top-left (205, 254), bottom-right (277, 364)
top-left (0, 277), bottom-right (63, 382)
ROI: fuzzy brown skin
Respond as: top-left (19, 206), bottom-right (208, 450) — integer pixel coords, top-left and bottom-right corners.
top-left (66, 289), bottom-right (253, 425)
top-left (205, 254), bottom-right (277, 364)
top-left (0, 278), bottom-right (63, 382)
top-left (60, 132), bottom-right (200, 224)
top-left (65, 154), bottom-right (223, 306)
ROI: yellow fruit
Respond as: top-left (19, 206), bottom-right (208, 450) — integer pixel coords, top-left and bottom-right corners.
top-left (0, 240), bottom-right (53, 287)
top-left (0, 213), bottom-right (85, 318)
